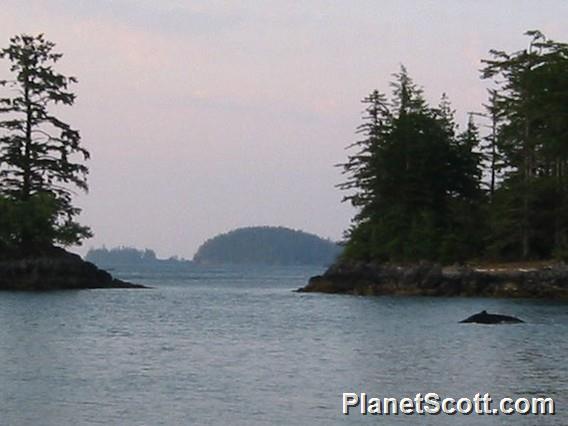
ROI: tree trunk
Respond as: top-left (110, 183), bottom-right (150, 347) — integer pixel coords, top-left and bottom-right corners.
top-left (521, 119), bottom-right (531, 260)
top-left (554, 159), bottom-right (565, 252)
top-left (21, 67), bottom-right (33, 253)
top-left (489, 90), bottom-right (497, 201)
top-left (23, 67), bottom-right (31, 201)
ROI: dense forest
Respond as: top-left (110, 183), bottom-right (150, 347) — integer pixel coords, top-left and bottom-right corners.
top-left (193, 227), bottom-right (341, 266)
top-left (340, 31), bottom-right (568, 264)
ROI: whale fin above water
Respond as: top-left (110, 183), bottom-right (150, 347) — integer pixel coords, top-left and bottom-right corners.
top-left (460, 310), bottom-right (524, 324)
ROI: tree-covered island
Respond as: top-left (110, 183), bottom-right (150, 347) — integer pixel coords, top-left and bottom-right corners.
top-left (301, 31), bottom-right (568, 298)
top-left (0, 34), bottom-right (143, 290)
top-left (193, 226), bottom-right (341, 266)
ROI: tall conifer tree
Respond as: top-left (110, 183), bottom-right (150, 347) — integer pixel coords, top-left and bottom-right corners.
top-left (0, 34), bottom-right (91, 250)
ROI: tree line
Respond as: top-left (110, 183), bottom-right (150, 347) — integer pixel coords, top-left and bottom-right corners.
top-left (340, 31), bottom-right (568, 263)
top-left (1, 31), bottom-right (566, 264)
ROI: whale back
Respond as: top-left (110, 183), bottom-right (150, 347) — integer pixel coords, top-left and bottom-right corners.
top-left (460, 311), bottom-right (524, 324)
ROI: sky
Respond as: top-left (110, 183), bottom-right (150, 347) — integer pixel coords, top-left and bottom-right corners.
top-left (0, 1), bottom-right (567, 259)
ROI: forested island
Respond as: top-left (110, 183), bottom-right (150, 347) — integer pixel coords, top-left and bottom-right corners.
top-left (193, 226), bottom-right (341, 266)
top-left (86, 246), bottom-right (193, 269)
top-left (301, 31), bottom-right (568, 298)
top-left (0, 34), bottom-right (142, 290)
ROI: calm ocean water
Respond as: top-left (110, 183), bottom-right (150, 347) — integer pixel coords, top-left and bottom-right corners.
top-left (0, 264), bottom-right (565, 425)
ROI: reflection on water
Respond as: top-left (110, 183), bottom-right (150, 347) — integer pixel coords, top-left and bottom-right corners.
top-left (0, 265), bottom-right (565, 425)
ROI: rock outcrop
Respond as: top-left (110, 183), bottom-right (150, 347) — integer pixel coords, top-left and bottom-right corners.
top-left (298, 260), bottom-right (568, 299)
top-left (0, 246), bottom-right (146, 291)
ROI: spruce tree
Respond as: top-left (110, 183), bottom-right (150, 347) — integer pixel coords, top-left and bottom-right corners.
top-left (0, 34), bottom-right (91, 251)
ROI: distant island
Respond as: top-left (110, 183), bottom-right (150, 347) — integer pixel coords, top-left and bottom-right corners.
top-left (86, 246), bottom-right (193, 268)
top-left (193, 226), bottom-right (341, 266)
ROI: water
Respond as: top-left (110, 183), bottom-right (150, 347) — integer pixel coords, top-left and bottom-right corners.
top-left (0, 264), bottom-right (566, 425)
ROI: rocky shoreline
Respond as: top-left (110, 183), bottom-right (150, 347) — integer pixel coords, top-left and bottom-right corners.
top-left (0, 247), bottom-right (146, 291)
top-left (299, 260), bottom-right (568, 299)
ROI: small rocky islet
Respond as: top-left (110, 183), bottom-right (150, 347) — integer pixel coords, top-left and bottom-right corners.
top-left (299, 260), bottom-right (568, 299)
top-left (0, 246), bottom-right (145, 291)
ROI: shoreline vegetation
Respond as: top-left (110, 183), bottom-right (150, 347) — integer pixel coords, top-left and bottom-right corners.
top-left (302, 31), bottom-right (568, 299)
top-left (2, 31), bottom-right (568, 296)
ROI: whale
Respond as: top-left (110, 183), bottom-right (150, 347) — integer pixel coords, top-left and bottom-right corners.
top-left (460, 310), bottom-right (524, 324)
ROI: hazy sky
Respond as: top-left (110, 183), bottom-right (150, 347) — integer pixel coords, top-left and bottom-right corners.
top-left (1, 1), bottom-right (567, 259)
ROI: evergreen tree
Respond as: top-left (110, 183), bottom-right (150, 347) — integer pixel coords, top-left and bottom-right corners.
top-left (443, 116), bottom-right (486, 260)
top-left (0, 34), bottom-right (91, 251)
top-left (340, 67), bottom-right (483, 263)
top-left (482, 31), bottom-right (568, 259)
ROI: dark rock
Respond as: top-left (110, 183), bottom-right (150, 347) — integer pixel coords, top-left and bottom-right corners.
top-left (298, 260), bottom-right (568, 299)
top-left (460, 310), bottom-right (524, 324)
top-left (0, 246), bottom-right (147, 291)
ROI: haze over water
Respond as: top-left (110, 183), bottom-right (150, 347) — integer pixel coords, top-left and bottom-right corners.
top-left (0, 265), bottom-right (565, 425)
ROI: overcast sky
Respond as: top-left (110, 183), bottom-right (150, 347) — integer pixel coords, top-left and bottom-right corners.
top-left (1, 1), bottom-right (567, 259)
